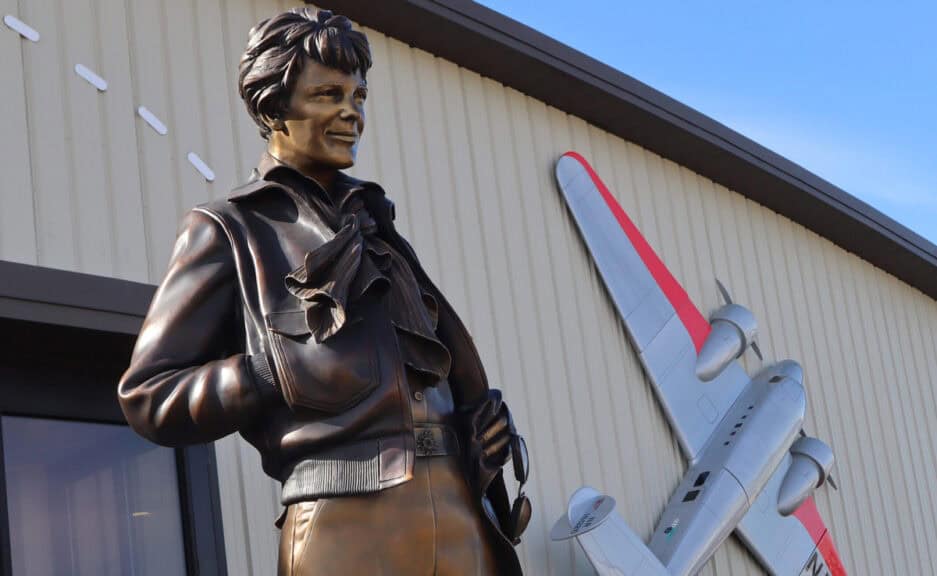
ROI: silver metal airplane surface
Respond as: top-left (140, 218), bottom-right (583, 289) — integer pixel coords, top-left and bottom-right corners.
top-left (551, 152), bottom-right (845, 576)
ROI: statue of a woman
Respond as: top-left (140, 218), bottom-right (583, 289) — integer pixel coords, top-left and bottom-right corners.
top-left (118, 8), bottom-right (528, 575)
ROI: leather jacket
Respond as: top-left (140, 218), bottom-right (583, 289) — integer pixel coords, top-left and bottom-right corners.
top-left (118, 154), bottom-right (521, 572)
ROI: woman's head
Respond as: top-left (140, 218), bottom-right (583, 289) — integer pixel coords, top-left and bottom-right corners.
top-left (238, 8), bottom-right (371, 140)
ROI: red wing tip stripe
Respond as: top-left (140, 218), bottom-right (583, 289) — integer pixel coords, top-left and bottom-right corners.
top-left (818, 532), bottom-right (847, 576)
top-left (792, 497), bottom-right (825, 543)
top-left (794, 497), bottom-right (847, 575)
top-left (561, 151), bottom-right (711, 351)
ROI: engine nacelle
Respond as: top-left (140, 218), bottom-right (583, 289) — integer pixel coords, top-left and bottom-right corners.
top-left (777, 436), bottom-right (835, 516)
top-left (695, 304), bottom-right (758, 381)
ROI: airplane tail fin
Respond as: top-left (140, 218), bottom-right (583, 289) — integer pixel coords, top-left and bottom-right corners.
top-left (552, 487), bottom-right (670, 576)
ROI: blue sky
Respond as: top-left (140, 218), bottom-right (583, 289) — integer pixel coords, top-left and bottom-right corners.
top-left (477, 0), bottom-right (937, 246)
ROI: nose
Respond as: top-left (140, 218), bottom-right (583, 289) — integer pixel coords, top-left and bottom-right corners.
top-left (340, 96), bottom-right (363, 123)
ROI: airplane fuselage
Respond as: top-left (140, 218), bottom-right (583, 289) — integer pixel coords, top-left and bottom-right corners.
top-left (648, 360), bottom-right (806, 575)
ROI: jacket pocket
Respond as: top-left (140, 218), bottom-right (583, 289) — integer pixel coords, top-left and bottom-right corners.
top-left (265, 309), bottom-right (379, 413)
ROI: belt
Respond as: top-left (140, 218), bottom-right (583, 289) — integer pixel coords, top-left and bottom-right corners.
top-left (414, 424), bottom-right (460, 457)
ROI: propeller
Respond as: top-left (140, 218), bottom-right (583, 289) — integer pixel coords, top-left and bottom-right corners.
top-left (750, 340), bottom-right (764, 362)
top-left (799, 429), bottom-right (838, 491)
top-left (715, 279), bottom-right (763, 361)
top-left (715, 277), bottom-right (733, 305)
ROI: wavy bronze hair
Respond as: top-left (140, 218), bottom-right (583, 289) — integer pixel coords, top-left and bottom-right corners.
top-left (238, 8), bottom-right (371, 140)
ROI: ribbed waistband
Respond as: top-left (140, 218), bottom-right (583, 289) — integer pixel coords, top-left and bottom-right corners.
top-left (280, 426), bottom-right (461, 505)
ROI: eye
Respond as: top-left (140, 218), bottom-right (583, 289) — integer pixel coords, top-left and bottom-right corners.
top-left (312, 87), bottom-right (343, 101)
top-left (355, 88), bottom-right (368, 102)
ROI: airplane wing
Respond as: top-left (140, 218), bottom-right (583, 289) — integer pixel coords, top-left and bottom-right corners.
top-left (555, 152), bottom-right (845, 575)
top-left (555, 151), bottom-right (748, 462)
top-left (738, 457), bottom-right (846, 576)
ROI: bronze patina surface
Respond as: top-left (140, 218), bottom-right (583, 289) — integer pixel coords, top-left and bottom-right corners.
top-left (118, 7), bottom-right (527, 574)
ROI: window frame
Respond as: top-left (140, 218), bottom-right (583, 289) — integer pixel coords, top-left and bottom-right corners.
top-left (0, 261), bottom-right (228, 576)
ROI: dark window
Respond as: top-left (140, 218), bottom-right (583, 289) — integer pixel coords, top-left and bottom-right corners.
top-left (0, 312), bottom-right (227, 576)
top-left (1, 416), bottom-right (187, 575)
top-left (683, 490), bottom-right (700, 502)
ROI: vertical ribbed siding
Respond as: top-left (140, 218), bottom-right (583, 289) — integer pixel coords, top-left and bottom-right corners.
top-left (3, 0), bottom-right (937, 574)
top-left (0, 0), bottom-right (37, 264)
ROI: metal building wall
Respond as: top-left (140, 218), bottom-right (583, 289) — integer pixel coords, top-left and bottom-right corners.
top-left (2, 0), bottom-right (936, 574)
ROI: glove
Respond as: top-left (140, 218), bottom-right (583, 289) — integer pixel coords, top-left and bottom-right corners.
top-left (465, 389), bottom-right (515, 494)
top-left (465, 389), bottom-right (532, 545)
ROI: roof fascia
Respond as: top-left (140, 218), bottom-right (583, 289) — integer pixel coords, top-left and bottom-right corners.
top-left (0, 260), bottom-right (153, 333)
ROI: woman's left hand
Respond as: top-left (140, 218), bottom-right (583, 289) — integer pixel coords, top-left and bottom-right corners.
top-left (467, 390), bottom-right (515, 488)
top-left (477, 392), bottom-right (514, 468)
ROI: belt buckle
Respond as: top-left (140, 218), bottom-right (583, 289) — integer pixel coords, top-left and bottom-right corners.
top-left (415, 426), bottom-right (450, 457)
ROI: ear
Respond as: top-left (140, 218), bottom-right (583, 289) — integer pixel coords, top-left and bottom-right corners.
top-left (269, 117), bottom-right (287, 133)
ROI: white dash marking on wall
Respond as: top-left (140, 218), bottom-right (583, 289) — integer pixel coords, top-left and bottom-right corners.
top-left (3, 15), bottom-right (39, 42)
top-left (137, 106), bottom-right (168, 135)
top-left (75, 64), bottom-right (107, 91)
top-left (187, 152), bottom-right (215, 182)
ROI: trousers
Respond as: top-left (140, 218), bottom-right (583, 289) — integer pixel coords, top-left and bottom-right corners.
top-left (277, 455), bottom-right (500, 575)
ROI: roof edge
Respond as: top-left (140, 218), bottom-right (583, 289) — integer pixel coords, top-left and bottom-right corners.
top-left (0, 260), bottom-right (154, 333)
top-left (315, 0), bottom-right (937, 299)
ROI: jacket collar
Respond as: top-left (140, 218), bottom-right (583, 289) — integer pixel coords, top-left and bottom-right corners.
top-left (229, 152), bottom-right (371, 207)
top-left (228, 152), bottom-right (396, 224)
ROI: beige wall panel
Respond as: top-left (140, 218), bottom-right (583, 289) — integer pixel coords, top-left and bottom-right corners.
top-left (889, 280), bottom-right (937, 572)
top-left (864, 270), bottom-right (922, 571)
top-left (163, 0), bottom-right (214, 211)
top-left (6, 0), bottom-right (937, 573)
top-left (817, 240), bottom-right (889, 572)
top-left (220, 0), bottom-right (267, 183)
top-left (126, 0), bottom-right (181, 280)
top-left (59, 0), bottom-right (114, 278)
top-left (0, 0), bottom-right (38, 264)
top-left (96, 0), bottom-right (150, 281)
top-left (18, 0), bottom-right (80, 270)
top-left (408, 50), bottom-right (463, 304)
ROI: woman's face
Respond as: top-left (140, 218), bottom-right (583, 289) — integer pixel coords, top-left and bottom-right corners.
top-left (268, 58), bottom-right (367, 182)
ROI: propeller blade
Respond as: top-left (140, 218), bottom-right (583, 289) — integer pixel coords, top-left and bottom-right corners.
top-left (715, 278), bottom-right (733, 305)
top-left (751, 340), bottom-right (764, 361)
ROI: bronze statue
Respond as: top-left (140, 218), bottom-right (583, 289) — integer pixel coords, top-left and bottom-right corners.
top-left (118, 8), bottom-right (529, 575)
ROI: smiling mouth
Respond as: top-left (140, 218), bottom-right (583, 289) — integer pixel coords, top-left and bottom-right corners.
top-left (327, 132), bottom-right (358, 143)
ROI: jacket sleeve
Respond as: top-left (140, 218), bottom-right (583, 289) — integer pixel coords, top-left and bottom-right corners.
top-left (118, 208), bottom-right (273, 446)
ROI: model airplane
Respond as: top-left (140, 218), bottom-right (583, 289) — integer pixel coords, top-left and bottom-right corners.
top-left (551, 152), bottom-right (845, 576)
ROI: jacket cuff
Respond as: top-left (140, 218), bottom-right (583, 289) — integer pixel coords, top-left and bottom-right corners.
top-left (248, 353), bottom-right (277, 391)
